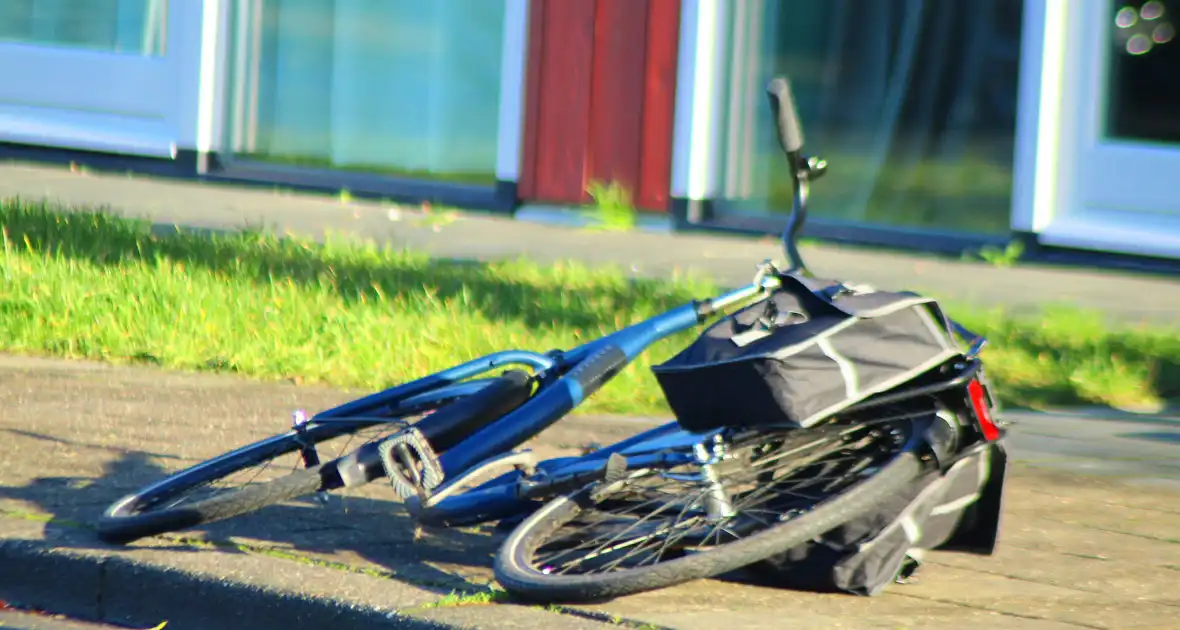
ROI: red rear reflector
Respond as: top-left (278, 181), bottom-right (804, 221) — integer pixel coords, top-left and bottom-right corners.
top-left (968, 378), bottom-right (1001, 441)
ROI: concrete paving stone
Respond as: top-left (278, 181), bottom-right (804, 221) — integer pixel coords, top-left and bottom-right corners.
top-left (897, 563), bottom-right (1179, 630)
top-left (999, 495), bottom-right (1180, 544)
top-left (1000, 481), bottom-right (1180, 520)
top-left (946, 527), bottom-right (1180, 603)
top-left (572, 576), bottom-right (1101, 630)
top-left (989, 519), bottom-right (1180, 571)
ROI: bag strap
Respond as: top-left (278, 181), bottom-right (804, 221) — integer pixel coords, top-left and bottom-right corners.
top-left (759, 299), bottom-right (809, 329)
top-left (777, 274), bottom-right (855, 317)
top-left (730, 300), bottom-right (809, 347)
top-left (894, 551), bottom-right (924, 585)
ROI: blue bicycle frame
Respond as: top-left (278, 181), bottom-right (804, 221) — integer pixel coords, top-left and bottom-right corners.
top-left (302, 255), bottom-right (992, 530)
top-left (437, 273), bottom-right (777, 476)
top-left (308, 272), bottom-right (783, 527)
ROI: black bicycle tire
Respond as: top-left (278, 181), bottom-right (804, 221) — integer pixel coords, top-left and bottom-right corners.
top-left (494, 426), bottom-right (925, 603)
top-left (97, 464), bottom-right (327, 544)
top-left (97, 378), bottom-right (508, 545)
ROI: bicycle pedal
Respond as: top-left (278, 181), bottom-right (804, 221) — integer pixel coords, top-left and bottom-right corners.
top-left (588, 454), bottom-right (630, 503)
top-left (378, 427), bottom-right (444, 500)
top-left (601, 453), bottom-right (628, 485)
top-left (518, 453), bottom-right (631, 501)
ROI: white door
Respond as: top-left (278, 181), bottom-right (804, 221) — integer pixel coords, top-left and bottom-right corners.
top-left (0, 0), bottom-right (216, 158)
top-left (1013, 0), bottom-right (1180, 259)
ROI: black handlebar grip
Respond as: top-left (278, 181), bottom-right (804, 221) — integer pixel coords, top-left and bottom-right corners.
top-left (766, 77), bottom-right (804, 154)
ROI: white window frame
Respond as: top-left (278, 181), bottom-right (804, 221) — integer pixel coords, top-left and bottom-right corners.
top-left (1011, 0), bottom-right (1180, 259)
top-left (0, 0), bottom-right (224, 159)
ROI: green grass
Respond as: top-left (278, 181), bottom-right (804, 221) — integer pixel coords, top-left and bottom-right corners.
top-left (0, 198), bottom-right (706, 415)
top-left (585, 180), bottom-right (639, 232)
top-left (419, 588), bottom-right (510, 608)
top-left (235, 151), bottom-right (498, 187)
top-left (1, 197), bottom-right (1178, 414)
top-left (965, 239), bottom-right (1026, 268)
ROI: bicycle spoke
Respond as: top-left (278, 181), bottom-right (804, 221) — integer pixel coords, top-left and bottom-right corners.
top-left (542, 485), bottom-right (708, 574)
top-left (649, 491), bottom-right (705, 562)
top-left (145, 420), bottom-right (410, 513)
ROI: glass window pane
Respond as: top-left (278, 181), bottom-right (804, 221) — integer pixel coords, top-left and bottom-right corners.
top-left (224, 0), bottom-right (505, 186)
top-left (1107, 0), bottom-right (1180, 144)
top-left (0, 0), bottom-right (167, 56)
top-left (717, 0), bottom-right (1025, 235)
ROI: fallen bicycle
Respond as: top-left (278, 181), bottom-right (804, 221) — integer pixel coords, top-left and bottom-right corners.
top-left (96, 76), bottom-right (1008, 603)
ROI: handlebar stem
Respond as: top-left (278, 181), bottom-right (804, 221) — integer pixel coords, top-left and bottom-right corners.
top-left (781, 152), bottom-right (826, 278)
top-left (783, 150), bottom-right (810, 276)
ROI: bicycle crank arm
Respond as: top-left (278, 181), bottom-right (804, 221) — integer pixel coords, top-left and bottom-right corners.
top-left (515, 453), bottom-right (630, 500)
top-left (514, 447), bottom-right (704, 501)
top-left (414, 450), bottom-right (538, 510)
top-left (332, 441), bottom-right (390, 488)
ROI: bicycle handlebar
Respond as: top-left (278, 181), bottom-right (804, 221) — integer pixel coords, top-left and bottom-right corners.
top-left (765, 76), bottom-right (813, 275)
top-left (766, 77), bottom-right (804, 154)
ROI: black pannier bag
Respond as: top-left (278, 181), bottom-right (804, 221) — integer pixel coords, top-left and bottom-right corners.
top-left (750, 437), bottom-right (1008, 596)
top-left (652, 274), bottom-right (964, 433)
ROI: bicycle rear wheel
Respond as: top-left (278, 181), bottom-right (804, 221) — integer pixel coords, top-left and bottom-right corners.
top-left (98, 374), bottom-right (529, 544)
top-left (494, 416), bottom-right (927, 603)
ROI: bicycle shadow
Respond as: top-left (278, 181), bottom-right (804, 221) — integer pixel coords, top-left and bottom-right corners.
top-left (0, 439), bottom-right (502, 596)
top-left (0, 426), bottom-right (916, 603)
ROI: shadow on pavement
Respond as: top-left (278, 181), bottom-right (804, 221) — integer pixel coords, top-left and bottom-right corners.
top-left (0, 443), bottom-right (500, 595)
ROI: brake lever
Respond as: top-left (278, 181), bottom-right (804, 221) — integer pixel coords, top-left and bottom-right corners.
top-left (965, 337), bottom-right (988, 361)
top-left (802, 155), bottom-right (828, 181)
top-left (752, 259), bottom-right (783, 288)
top-left (949, 319), bottom-right (988, 360)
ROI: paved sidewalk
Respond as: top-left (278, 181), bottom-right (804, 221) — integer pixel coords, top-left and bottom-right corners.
top-left (0, 355), bottom-right (1177, 630)
top-left (2, 162), bottom-right (1180, 325)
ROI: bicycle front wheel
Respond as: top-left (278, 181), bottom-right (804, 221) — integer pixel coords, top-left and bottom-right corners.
top-left (98, 376), bottom-right (523, 544)
top-left (494, 417), bottom-right (927, 603)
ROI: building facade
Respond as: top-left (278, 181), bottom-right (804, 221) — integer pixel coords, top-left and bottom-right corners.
top-left (1, 0), bottom-right (1177, 260)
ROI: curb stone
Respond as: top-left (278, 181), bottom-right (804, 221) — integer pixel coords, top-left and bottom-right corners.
top-left (0, 540), bottom-right (619, 630)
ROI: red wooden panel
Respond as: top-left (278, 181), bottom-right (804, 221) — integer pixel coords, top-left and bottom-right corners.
top-left (585, 0), bottom-right (650, 204)
top-left (637, 0), bottom-right (681, 211)
top-left (516, 0), bottom-right (546, 199)
top-left (519, 0), bottom-right (597, 204)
